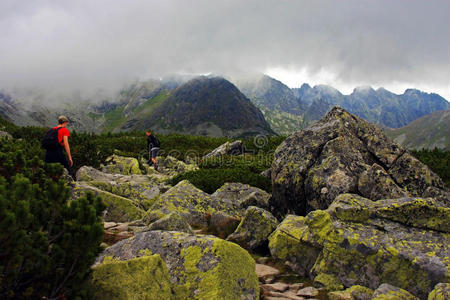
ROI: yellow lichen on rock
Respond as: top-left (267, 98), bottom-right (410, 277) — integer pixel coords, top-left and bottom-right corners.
top-left (91, 254), bottom-right (172, 300)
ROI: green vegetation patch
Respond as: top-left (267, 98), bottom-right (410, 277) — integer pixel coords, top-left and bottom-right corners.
top-left (412, 148), bottom-right (450, 188)
top-left (170, 168), bottom-right (271, 194)
top-left (103, 106), bottom-right (126, 133)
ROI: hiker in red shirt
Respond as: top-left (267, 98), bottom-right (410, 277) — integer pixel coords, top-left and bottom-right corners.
top-left (44, 115), bottom-right (73, 173)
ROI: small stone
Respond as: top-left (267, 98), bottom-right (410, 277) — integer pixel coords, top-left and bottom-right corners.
top-left (257, 256), bottom-right (271, 264)
top-left (297, 286), bottom-right (319, 297)
top-left (289, 283), bottom-right (305, 292)
top-left (267, 291), bottom-right (305, 300)
top-left (264, 276), bottom-right (276, 284)
top-left (255, 264), bottom-right (280, 279)
top-left (117, 231), bottom-right (133, 238)
top-left (261, 282), bottom-right (289, 292)
top-left (115, 223), bottom-right (129, 232)
top-left (104, 222), bottom-right (117, 229)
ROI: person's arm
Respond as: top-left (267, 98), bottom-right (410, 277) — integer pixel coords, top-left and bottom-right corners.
top-left (63, 136), bottom-right (73, 167)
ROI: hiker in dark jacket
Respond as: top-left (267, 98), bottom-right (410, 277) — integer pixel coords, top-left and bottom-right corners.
top-left (146, 130), bottom-right (160, 170)
top-left (44, 115), bottom-right (73, 174)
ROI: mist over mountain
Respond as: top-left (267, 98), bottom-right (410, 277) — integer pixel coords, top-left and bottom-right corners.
top-left (1, 74), bottom-right (449, 139)
top-left (235, 75), bottom-right (307, 115)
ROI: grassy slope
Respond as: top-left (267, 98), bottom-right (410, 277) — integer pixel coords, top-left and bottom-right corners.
top-left (103, 106), bottom-right (126, 133)
top-left (385, 110), bottom-right (450, 150)
top-left (259, 107), bottom-right (306, 135)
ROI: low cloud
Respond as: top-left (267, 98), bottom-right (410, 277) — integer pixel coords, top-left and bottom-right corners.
top-left (0, 0), bottom-right (449, 99)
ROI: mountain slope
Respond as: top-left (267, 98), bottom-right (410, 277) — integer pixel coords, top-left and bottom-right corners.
top-left (122, 76), bottom-right (274, 137)
top-left (384, 110), bottom-right (450, 150)
top-left (235, 75), bottom-right (307, 115)
top-left (296, 84), bottom-right (450, 128)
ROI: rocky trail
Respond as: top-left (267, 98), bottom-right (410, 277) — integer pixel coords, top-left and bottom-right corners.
top-left (68, 107), bottom-right (449, 299)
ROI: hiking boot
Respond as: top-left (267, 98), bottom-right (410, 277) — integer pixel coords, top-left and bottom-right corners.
top-left (154, 164), bottom-right (158, 171)
top-left (147, 160), bottom-right (153, 166)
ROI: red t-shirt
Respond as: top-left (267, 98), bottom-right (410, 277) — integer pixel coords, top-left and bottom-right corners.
top-left (53, 126), bottom-right (70, 146)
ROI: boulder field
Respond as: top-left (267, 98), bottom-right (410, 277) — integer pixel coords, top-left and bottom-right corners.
top-left (67, 107), bottom-right (450, 299)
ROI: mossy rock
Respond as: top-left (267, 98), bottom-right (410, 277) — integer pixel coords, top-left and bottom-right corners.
top-left (269, 195), bottom-right (450, 299)
top-left (71, 182), bottom-right (144, 222)
top-left (102, 154), bottom-right (142, 175)
top-left (147, 212), bottom-right (193, 233)
top-left (91, 254), bottom-right (172, 300)
top-left (372, 283), bottom-right (419, 300)
top-left (268, 214), bottom-right (321, 277)
top-left (96, 230), bottom-right (259, 299)
top-left (329, 194), bottom-right (450, 232)
top-left (358, 163), bottom-right (407, 200)
top-left (76, 166), bottom-right (171, 210)
top-left (144, 180), bottom-right (240, 231)
top-left (227, 206), bottom-right (279, 250)
top-left (270, 107), bottom-right (448, 217)
top-left (428, 283), bottom-right (450, 300)
top-left (211, 182), bottom-right (271, 210)
top-left (313, 273), bottom-right (344, 292)
top-left (328, 285), bottom-right (373, 300)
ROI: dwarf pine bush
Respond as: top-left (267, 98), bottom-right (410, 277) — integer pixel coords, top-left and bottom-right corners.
top-left (0, 137), bottom-right (105, 299)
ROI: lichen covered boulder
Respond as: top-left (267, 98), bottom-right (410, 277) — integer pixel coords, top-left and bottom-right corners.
top-left (212, 182), bottom-right (271, 210)
top-left (0, 131), bottom-right (12, 139)
top-left (269, 194), bottom-right (450, 298)
top-left (91, 254), bottom-right (172, 300)
top-left (152, 155), bottom-right (199, 177)
top-left (71, 182), bottom-right (144, 222)
top-left (144, 180), bottom-right (240, 234)
top-left (203, 140), bottom-right (243, 159)
top-left (328, 285), bottom-right (373, 300)
top-left (428, 283), bottom-right (450, 300)
top-left (268, 215), bottom-right (321, 277)
top-left (147, 212), bottom-right (193, 233)
top-left (102, 154), bottom-right (142, 175)
top-left (76, 166), bottom-right (170, 209)
top-left (227, 206), bottom-right (279, 250)
top-left (270, 107), bottom-right (447, 216)
top-left (95, 230), bottom-right (259, 299)
top-left (372, 283), bottom-right (419, 300)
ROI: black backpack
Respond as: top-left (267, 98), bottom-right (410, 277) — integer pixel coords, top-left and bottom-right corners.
top-left (42, 127), bottom-right (62, 150)
top-left (153, 136), bottom-right (160, 148)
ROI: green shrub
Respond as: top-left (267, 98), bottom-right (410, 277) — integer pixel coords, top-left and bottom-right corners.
top-left (412, 148), bottom-right (450, 188)
top-left (199, 154), bottom-right (273, 174)
top-left (170, 168), bottom-right (271, 194)
top-left (0, 137), bottom-right (105, 299)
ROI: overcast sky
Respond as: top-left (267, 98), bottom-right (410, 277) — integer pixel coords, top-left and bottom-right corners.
top-left (1, 0), bottom-right (449, 99)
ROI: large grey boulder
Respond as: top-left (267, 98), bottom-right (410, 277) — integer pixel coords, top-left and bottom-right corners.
top-left (372, 284), bottom-right (419, 300)
top-left (270, 107), bottom-right (447, 216)
top-left (144, 180), bottom-right (242, 236)
top-left (0, 131), bottom-right (12, 139)
top-left (76, 166), bottom-right (170, 209)
top-left (95, 230), bottom-right (260, 299)
top-left (268, 194), bottom-right (450, 299)
top-left (73, 166), bottom-right (170, 223)
top-left (211, 182), bottom-right (271, 210)
top-left (227, 206), bottom-right (279, 250)
top-left (203, 140), bottom-right (243, 159)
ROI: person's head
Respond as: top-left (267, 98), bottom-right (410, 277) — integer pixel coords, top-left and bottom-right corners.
top-left (145, 130), bottom-right (152, 136)
top-left (58, 115), bottom-right (69, 127)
